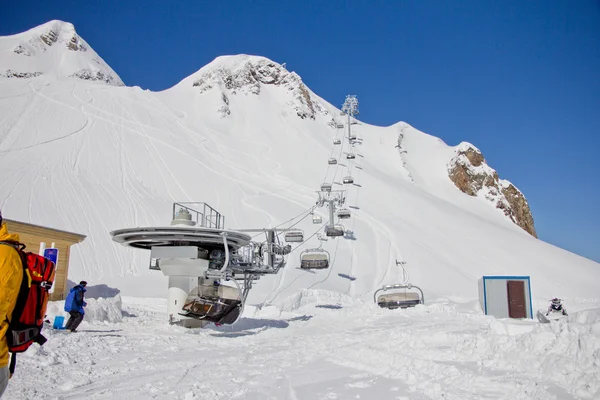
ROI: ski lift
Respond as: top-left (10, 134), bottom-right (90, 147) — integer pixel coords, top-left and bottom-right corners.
top-left (374, 284), bottom-right (424, 309)
top-left (343, 176), bottom-right (354, 184)
top-left (284, 229), bottom-right (304, 243)
top-left (328, 158), bottom-right (338, 165)
top-left (312, 214), bottom-right (323, 224)
top-left (333, 139), bottom-right (341, 145)
top-left (337, 208), bottom-right (351, 219)
top-left (336, 123), bottom-right (344, 129)
top-left (300, 248), bottom-right (330, 269)
top-left (325, 224), bottom-right (345, 237)
top-left (346, 153), bottom-right (355, 160)
top-left (180, 281), bottom-right (242, 325)
top-left (349, 134), bottom-right (357, 141)
top-left (320, 183), bottom-right (332, 192)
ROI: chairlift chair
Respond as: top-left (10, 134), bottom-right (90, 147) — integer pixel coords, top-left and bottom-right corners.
top-left (325, 224), bottom-right (345, 237)
top-left (180, 281), bottom-right (242, 325)
top-left (337, 208), bottom-right (351, 219)
top-left (343, 176), bottom-right (354, 184)
top-left (333, 139), bottom-right (341, 145)
top-left (374, 284), bottom-right (424, 309)
top-left (349, 134), bottom-right (357, 141)
top-left (300, 248), bottom-right (330, 269)
top-left (312, 214), bottom-right (323, 224)
top-left (284, 229), bottom-right (304, 243)
top-left (336, 123), bottom-right (344, 129)
top-left (328, 158), bottom-right (337, 165)
top-left (346, 153), bottom-right (356, 160)
top-left (320, 183), bottom-right (332, 192)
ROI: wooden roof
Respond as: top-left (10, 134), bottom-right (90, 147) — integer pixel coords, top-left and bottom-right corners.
top-left (5, 219), bottom-right (86, 243)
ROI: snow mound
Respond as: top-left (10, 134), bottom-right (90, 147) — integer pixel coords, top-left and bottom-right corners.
top-left (277, 289), bottom-right (363, 312)
top-left (570, 308), bottom-right (600, 325)
top-left (45, 295), bottom-right (123, 324)
top-left (85, 295), bottom-right (124, 323)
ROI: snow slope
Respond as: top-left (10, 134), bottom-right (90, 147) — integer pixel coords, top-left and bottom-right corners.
top-left (0, 23), bottom-right (598, 308)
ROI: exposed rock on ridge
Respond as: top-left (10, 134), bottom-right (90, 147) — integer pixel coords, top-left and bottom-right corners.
top-left (189, 55), bottom-right (329, 120)
top-left (448, 142), bottom-right (536, 237)
top-left (0, 20), bottom-right (123, 86)
top-left (16, 21), bottom-right (88, 56)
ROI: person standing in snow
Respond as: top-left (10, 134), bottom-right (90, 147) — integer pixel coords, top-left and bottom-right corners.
top-left (64, 281), bottom-right (88, 332)
top-left (0, 209), bottom-right (23, 398)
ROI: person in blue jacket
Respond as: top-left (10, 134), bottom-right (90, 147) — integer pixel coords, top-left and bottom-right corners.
top-left (64, 281), bottom-right (87, 332)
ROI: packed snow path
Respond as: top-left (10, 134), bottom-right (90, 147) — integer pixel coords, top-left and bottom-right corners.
top-left (5, 296), bottom-right (599, 400)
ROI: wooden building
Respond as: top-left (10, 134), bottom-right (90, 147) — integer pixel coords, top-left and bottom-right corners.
top-left (4, 219), bottom-right (86, 301)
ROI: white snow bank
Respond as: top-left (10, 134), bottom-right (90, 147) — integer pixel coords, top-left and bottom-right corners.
top-left (569, 308), bottom-right (600, 325)
top-left (488, 318), bottom-right (539, 335)
top-left (277, 289), bottom-right (364, 312)
top-left (45, 294), bottom-right (123, 323)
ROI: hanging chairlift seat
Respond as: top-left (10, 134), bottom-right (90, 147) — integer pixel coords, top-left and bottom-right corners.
top-left (312, 214), bottom-right (323, 224)
top-left (328, 158), bottom-right (338, 165)
top-left (180, 283), bottom-right (242, 325)
top-left (333, 139), bottom-right (341, 145)
top-left (336, 123), bottom-right (344, 129)
top-left (374, 284), bottom-right (424, 309)
top-left (349, 134), bottom-right (357, 141)
top-left (321, 183), bottom-right (332, 192)
top-left (346, 153), bottom-right (356, 159)
top-left (284, 229), bottom-right (304, 243)
top-left (343, 176), bottom-right (354, 184)
top-left (325, 224), bottom-right (345, 237)
top-left (300, 248), bottom-right (330, 269)
top-left (337, 209), bottom-right (351, 219)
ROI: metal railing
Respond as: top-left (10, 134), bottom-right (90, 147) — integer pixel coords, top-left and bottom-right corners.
top-left (172, 202), bottom-right (225, 229)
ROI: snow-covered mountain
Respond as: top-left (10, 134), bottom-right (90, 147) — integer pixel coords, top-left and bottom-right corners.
top-left (1, 21), bottom-right (598, 309)
top-left (0, 20), bottom-right (123, 85)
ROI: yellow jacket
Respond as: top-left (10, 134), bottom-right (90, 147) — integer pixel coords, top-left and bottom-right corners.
top-left (0, 223), bottom-right (23, 368)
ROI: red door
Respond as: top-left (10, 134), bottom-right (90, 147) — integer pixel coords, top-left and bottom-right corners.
top-left (507, 280), bottom-right (527, 318)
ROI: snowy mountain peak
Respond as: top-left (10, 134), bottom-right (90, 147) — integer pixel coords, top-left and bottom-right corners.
top-left (27, 20), bottom-right (82, 51)
top-left (173, 54), bottom-right (329, 120)
top-left (0, 20), bottom-right (123, 86)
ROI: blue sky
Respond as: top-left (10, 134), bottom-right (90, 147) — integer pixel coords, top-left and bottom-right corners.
top-left (3, 0), bottom-right (599, 262)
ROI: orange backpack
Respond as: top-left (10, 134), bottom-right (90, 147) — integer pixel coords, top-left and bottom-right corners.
top-left (0, 241), bottom-right (56, 376)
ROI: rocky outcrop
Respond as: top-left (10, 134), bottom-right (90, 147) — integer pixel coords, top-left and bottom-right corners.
top-left (0, 70), bottom-right (42, 79)
top-left (448, 142), bottom-right (537, 237)
top-left (190, 56), bottom-right (329, 120)
top-left (395, 123), bottom-right (414, 182)
top-left (13, 44), bottom-right (33, 56)
top-left (69, 69), bottom-right (123, 86)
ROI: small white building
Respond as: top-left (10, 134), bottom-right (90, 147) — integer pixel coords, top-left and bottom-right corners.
top-left (478, 276), bottom-right (533, 319)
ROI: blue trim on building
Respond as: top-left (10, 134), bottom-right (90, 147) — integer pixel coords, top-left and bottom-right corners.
top-left (526, 277), bottom-right (533, 318)
top-left (483, 276), bottom-right (530, 280)
top-left (483, 279), bottom-right (488, 315)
